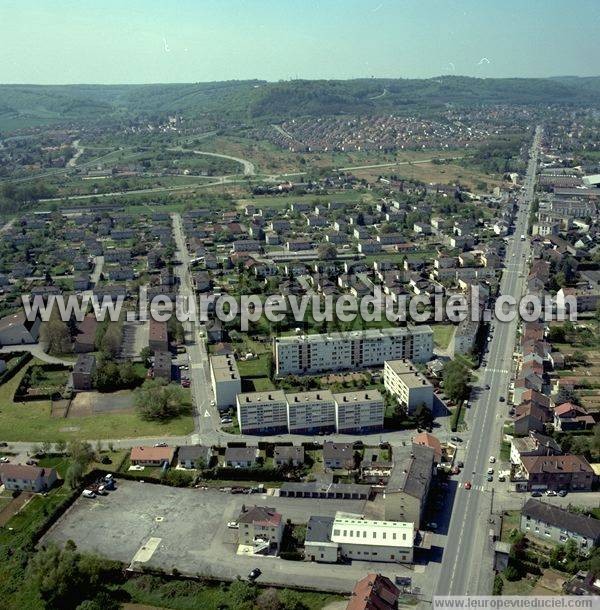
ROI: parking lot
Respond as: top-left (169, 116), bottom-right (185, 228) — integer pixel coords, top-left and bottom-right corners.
top-left (43, 479), bottom-right (435, 594)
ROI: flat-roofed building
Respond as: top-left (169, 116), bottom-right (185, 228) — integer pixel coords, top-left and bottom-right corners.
top-left (286, 390), bottom-right (336, 434)
top-left (210, 354), bottom-right (241, 411)
top-left (236, 390), bottom-right (288, 435)
top-left (73, 353), bottom-right (96, 391)
top-left (383, 359), bottom-right (433, 414)
top-left (333, 390), bottom-right (384, 433)
top-left (331, 514), bottom-right (414, 563)
top-left (273, 326), bottom-right (433, 376)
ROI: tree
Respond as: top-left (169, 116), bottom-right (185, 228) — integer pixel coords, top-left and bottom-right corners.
top-left (94, 360), bottom-right (121, 392)
top-left (41, 440), bottom-right (52, 455)
top-left (134, 379), bottom-right (187, 421)
top-left (442, 360), bottom-right (471, 403)
top-left (100, 323), bottom-right (122, 357)
top-left (139, 346), bottom-right (153, 367)
top-left (316, 243), bottom-right (337, 260)
top-left (55, 439), bottom-right (67, 453)
top-left (67, 440), bottom-right (95, 468)
top-left (40, 316), bottom-right (71, 355)
top-left (279, 589), bottom-right (308, 610)
top-left (65, 462), bottom-right (84, 489)
top-left (228, 579), bottom-right (258, 608)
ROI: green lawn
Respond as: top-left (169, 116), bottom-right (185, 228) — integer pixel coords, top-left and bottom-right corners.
top-left (0, 364), bottom-right (194, 441)
top-left (236, 354), bottom-right (271, 378)
top-left (122, 575), bottom-right (343, 610)
top-left (433, 324), bottom-right (455, 350)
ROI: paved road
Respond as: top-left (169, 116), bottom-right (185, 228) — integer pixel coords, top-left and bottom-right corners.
top-left (435, 126), bottom-right (542, 597)
top-left (0, 343), bottom-right (74, 366)
top-left (167, 146), bottom-right (256, 176)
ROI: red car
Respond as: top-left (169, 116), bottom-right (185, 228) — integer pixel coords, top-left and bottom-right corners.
top-left (181, 378), bottom-right (190, 388)
top-left (464, 481), bottom-right (472, 490)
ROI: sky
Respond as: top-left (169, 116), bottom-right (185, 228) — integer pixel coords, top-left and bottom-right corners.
top-left (1, 0), bottom-right (599, 84)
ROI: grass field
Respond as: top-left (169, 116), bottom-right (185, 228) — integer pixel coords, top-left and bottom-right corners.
top-left (0, 363), bottom-right (194, 441)
top-left (432, 324), bottom-right (455, 350)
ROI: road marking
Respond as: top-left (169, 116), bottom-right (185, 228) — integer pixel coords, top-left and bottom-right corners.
top-left (132, 537), bottom-right (161, 563)
top-left (204, 410), bottom-right (210, 417)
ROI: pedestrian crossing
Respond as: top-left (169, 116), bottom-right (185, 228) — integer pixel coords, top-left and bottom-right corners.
top-left (484, 368), bottom-right (509, 374)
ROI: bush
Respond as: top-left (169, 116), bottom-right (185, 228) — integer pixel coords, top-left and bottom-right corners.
top-left (493, 575), bottom-right (504, 595)
top-left (504, 565), bottom-right (520, 581)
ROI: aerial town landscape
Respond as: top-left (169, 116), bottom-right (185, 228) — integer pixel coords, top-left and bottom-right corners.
top-left (1, 2), bottom-right (600, 610)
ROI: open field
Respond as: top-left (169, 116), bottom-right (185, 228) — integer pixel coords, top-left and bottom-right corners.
top-left (350, 159), bottom-right (504, 191)
top-left (0, 364), bottom-right (194, 441)
top-left (432, 324), bottom-right (455, 350)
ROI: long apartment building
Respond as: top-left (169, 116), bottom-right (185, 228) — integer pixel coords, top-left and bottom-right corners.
top-left (210, 354), bottom-right (242, 411)
top-left (287, 390), bottom-right (336, 434)
top-left (383, 359), bottom-right (434, 414)
top-left (236, 389), bottom-right (384, 435)
top-left (334, 390), bottom-right (384, 434)
top-left (236, 390), bottom-right (288, 435)
top-left (273, 326), bottom-right (434, 377)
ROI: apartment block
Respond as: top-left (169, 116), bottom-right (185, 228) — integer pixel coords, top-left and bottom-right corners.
top-left (333, 390), bottom-right (384, 433)
top-left (383, 359), bottom-right (433, 414)
top-left (286, 390), bottom-right (336, 434)
top-left (210, 354), bottom-right (242, 411)
top-left (273, 326), bottom-right (433, 376)
top-left (236, 390), bottom-right (288, 434)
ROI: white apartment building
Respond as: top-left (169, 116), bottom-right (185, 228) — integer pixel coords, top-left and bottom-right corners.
top-left (383, 359), bottom-right (434, 414)
top-left (273, 326), bottom-right (433, 376)
top-left (286, 390), bottom-right (336, 434)
top-left (210, 354), bottom-right (242, 411)
top-left (236, 390), bottom-right (288, 434)
top-left (333, 390), bottom-right (384, 433)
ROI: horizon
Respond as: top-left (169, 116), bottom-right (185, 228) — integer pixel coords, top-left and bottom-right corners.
top-left (1, 0), bottom-right (599, 85)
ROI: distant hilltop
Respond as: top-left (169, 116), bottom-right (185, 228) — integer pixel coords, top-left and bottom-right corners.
top-left (1, 75), bottom-right (600, 130)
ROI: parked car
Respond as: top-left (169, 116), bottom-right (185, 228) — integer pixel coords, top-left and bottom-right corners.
top-left (531, 491), bottom-right (542, 497)
top-left (227, 521), bottom-right (239, 529)
top-left (457, 461), bottom-right (464, 468)
top-left (427, 522), bottom-right (438, 531)
top-left (451, 436), bottom-right (462, 443)
top-left (82, 489), bottom-right (96, 498)
top-left (487, 474), bottom-right (493, 482)
top-left (545, 490), bottom-right (557, 496)
top-left (558, 490), bottom-right (568, 497)
top-left (489, 456), bottom-right (496, 463)
top-left (248, 568), bottom-right (262, 581)
top-left (154, 442), bottom-right (167, 447)
top-left (0, 456), bottom-right (9, 463)
top-left (487, 468), bottom-right (494, 475)
top-left (499, 397), bottom-right (505, 402)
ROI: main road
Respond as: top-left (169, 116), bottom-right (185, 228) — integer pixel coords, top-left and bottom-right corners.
top-left (435, 126), bottom-right (542, 596)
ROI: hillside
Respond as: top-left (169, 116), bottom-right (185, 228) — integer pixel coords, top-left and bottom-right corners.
top-left (1, 76), bottom-right (599, 131)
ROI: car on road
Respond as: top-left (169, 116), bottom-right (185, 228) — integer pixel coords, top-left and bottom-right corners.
top-left (451, 436), bottom-right (462, 443)
top-left (531, 491), bottom-right (542, 497)
top-left (487, 475), bottom-right (493, 482)
top-left (498, 474), bottom-right (506, 482)
top-left (487, 468), bottom-right (494, 475)
top-left (499, 396), bottom-right (505, 402)
top-left (451, 466), bottom-right (460, 475)
top-left (0, 442), bottom-right (8, 447)
top-left (545, 490), bottom-right (557, 496)
top-left (248, 568), bottom-right (262, 581)
top-left (464, 481), bottom-right (472, 490)
top-left (154, 442), bottom-right (167, 447)
top-left (489, 456), bottom-right (496, 463)
top-left (227, 521), bottom-right (239, 529)
top-left (210, 400), bottom-right (216, 406)
top-left (558, 490), bottom-right (568, 497)
top-left (457, 461), bottom-right (464, 468)
top-left (0, 456), bottom-right (9, 463)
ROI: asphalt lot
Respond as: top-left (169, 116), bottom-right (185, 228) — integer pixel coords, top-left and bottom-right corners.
top-left (43, 479), bottom-right (433, 594)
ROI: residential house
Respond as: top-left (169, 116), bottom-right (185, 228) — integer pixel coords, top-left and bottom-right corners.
top-left (346, 574), bottom-right (400, 610)
top-left (224, 446), bottom-right (260, 468)
top-left (323, 442), bottom-right (355, 470)
top-left (518, 455), bottom-right (594, 492)
top-left (238, 505), bottom-right (284, 552)
top-left (273, 446), bottom-right (305, 467)
top-left (521, 499), bottom-right (600, 552)
top-left (0, 463), bottom-right (58, 493)
top-left (178, 445), bottom-right (213, 469)
top-left (130, 446), bottom-right (175, 467)
top-left (553, 403), bottom-right (595, 431)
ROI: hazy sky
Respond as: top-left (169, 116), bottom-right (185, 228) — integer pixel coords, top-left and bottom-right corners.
top-left (1, 0), bottom-right (599, 84)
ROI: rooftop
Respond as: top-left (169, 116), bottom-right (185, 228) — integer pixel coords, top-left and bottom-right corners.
top-left (274, 325), bottom-right (432, 345)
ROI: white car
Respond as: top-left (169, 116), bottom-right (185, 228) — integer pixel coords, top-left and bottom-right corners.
top-left (82, 489), bottom-right (96, 498)
top-left (220, 417), bottom-right (232, 424)
top-left (545, 490), bottom-right (557, 496)
top-left (0, 456), bottom-right (9, 463)
top-left (489, 456), bottom-right (496, 463)
top-left (210, 400), bottom-right (216, 406)
top-left (487, 467), bottom-right (494, 475)
top-left (227, 521), bottom-right (239, 529)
